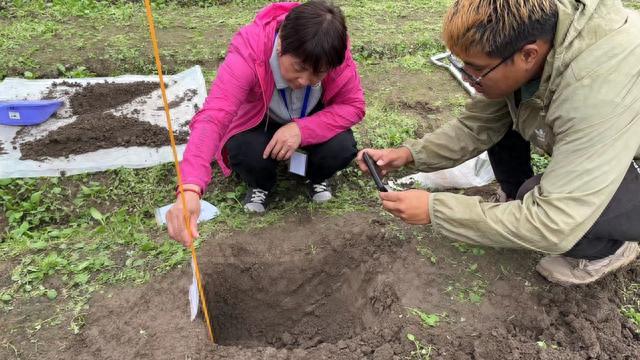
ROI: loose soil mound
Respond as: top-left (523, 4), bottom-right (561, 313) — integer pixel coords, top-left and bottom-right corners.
top-left (19, 112), bottom-right (188, 160)
top-left (70, 81), bottom-right (159, 116)
top-left (18, 81), bottom-right (190, 160)
top-left (6, 212), bottom-right (633, 359)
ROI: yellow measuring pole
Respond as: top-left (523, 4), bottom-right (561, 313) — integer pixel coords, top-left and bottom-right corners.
top-left (143, 0), bottom-right (215, 343)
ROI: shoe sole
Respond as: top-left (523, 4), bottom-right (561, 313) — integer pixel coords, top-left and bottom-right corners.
top-left (536, 247), bottom-right (640, 286)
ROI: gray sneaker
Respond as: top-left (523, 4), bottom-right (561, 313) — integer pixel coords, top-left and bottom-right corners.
top-left (536, 242), bottom-right (640, 286)
top-left (309, 180), bottom-right (332, 203)
top-left (243, 188), bottom-right (269, 213)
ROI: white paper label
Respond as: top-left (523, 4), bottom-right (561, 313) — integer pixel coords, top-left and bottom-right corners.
top-left (8, 111), bottom-right (20, 120)
top-left (154, 200), bottom-right (219, 226)
top-left (289, 151), bottom-right (307, 176)
top-left (189, 259), bottom-right (199, 321)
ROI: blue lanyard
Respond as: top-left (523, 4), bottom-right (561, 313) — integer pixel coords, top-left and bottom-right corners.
top-left (279, 85), bottom-right (311, 119)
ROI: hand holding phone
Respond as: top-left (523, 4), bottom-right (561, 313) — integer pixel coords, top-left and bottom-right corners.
top-left (363, 151), bottom-right (388, 192)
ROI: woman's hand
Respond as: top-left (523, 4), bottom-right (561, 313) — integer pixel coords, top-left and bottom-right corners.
top-left (166, 185), bottom-right (201, 247)
top-left (263, 122), bottom-right (302, 161)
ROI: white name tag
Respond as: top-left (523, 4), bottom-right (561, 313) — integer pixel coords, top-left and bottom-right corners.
top-left (289, 150), bottom-right (307, 176)
top-left (189, 259), bottom-right (199, 321)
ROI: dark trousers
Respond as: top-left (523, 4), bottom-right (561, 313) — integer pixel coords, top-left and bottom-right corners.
top-left (226, 118), bottom-right (357, 191)
top-left (488, 129), bottom-right (640, 260)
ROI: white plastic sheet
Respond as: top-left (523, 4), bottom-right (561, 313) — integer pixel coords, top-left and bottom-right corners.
top-left (391, 152), bottom-right (495, 190)
top-left (0, 66), bottom-right (206, 179)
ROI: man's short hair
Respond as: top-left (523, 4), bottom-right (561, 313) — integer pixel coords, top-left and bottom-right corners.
top-left (443, 0), bottom-right (558, 58)
top-left (280, 0), bottom-right (347, 74)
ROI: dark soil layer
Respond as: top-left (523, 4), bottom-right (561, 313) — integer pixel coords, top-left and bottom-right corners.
top-left (69, 81), bottom-right (159, 116)
top-left (19, 112), bottom-right (188, 160)
top-left (3, 212), bottom-right (637, 359)
top-left (0, 140), bottom-right (6, 155)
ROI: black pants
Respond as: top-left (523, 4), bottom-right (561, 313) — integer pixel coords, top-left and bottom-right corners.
top-left (226, 118), bottom-right (357, 191)
top-left (488, 129), bottom-right (640, 260)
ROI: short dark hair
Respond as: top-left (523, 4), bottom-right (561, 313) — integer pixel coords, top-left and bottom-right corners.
top-left (279, 0), bottom-right (347, 74)
top-left (443, 0), bottom-right (558, 58)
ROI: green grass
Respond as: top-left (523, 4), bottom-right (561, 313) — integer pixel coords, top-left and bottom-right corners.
top-left (620, 281), bottom-right (640, 333)
top-left (624, 1), bottom-right (640, 11)
top-left (1, 0), bottom-right (637, 345)
top-left (0, 0), bottom-right (453, 337)
top-left (0, 0), bottom-right (451, 79)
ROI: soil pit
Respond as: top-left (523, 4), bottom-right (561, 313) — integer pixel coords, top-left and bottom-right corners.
top-left (206, 240), bottom-right (391, 349)
top-left (4, 212), bottom-right (639, 360)
top-left (19, 112), bottom-right (188, 160)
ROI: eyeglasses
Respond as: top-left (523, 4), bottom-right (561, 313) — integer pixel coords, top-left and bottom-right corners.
top-left (448, 52), bottom-right (513, 86)
top-left (447, 41), bottom-right (536, 86)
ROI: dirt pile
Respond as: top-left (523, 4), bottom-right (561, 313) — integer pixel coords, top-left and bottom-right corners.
top-left (19, 81), bottom-right (190, 160)
top-left (20, 112), bottom-right (188, 160)
top-left (69, 81), bottom-right (159, 116)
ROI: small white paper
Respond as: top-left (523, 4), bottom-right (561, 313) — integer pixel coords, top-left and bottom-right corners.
top-left (154, 199), bottom-right (220, 226)
top-left (9, 111), bottom-right (20, 120)
top-left (289, 151), bottom-right (307, 176)
top-left (189, 259), bottom-right (199, 321)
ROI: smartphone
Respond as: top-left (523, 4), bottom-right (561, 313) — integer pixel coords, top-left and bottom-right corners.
top-left (363, 152), bottom-right (388, 192)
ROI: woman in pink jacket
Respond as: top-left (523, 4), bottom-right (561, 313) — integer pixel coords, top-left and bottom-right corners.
top-left (167, 1), bottom-right (366, 246)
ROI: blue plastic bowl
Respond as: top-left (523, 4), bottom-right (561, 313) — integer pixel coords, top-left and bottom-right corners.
top-left (0, 100), bottom-right (64, 126)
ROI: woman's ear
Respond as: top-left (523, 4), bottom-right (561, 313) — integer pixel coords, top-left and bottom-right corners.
top-left (276, 36), bottom-right (282, 56)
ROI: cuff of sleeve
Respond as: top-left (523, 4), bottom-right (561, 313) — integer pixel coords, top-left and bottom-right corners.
top-left (428, 192), bottom-right (438, 227)
top-left (181, 178), bottom-right (207, 194)
top-left (402, 140), bottom-right (428, 170)
top-left (293, 119), bottom-right (310, 146)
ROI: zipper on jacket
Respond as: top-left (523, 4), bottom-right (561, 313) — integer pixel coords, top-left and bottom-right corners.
top-left (264, 112), bottom-right (270, 132)
top-left (255, 61), bottom-right (270, 133)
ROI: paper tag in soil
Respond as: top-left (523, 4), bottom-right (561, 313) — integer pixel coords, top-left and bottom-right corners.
top-left (154, 200), bottom-right (219, 226)
top-left (289, 150), bottom-right (307, 176)
top-left (189, 259), bottom-right (199, 321)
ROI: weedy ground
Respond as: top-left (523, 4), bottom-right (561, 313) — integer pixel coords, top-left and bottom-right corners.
top-left (1, 0), bottom-right (638, 353)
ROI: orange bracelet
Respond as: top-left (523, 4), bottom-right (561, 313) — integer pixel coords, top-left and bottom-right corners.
top-left (175, 187), bottom-right (202, 199)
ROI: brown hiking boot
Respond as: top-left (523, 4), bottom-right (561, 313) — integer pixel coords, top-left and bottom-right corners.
top-left (536, 242), bottom-right (640, 286)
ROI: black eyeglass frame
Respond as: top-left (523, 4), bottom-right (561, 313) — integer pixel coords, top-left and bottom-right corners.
top-left (448, 52), bottom-right (514, 86)
top-left (447, 40), bottom-right (536, 86)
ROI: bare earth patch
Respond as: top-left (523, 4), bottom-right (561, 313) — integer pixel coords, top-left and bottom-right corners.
top-left (2, 212), bottom-right (637, 359)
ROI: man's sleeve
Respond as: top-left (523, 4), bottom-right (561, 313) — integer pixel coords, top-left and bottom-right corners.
top-left (403, 96), bottom-right (512, 172)
top-left (427, 75), bottom-right (640, 253)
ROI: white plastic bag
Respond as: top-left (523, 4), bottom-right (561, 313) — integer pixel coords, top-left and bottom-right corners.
top-left (391, 152), bottom-right (495, 190)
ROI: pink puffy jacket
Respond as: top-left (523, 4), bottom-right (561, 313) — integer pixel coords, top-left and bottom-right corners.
top-left (180, 2), bottom-right (366, 191)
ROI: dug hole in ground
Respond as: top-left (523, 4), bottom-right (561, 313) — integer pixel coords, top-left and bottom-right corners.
top-left (52, 209), bottom-right (639, 360)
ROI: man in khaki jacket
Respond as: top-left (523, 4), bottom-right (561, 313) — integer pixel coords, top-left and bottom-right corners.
top-left (358, 0), bottom-right (640, 286)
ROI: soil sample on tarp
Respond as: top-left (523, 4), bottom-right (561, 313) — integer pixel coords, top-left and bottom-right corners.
top-left (19, 112), bottom-right (188, 160)
top-left (155, 89), bottom-right (197, 110)
top-left (70, 81), bottom-right (160, 116)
